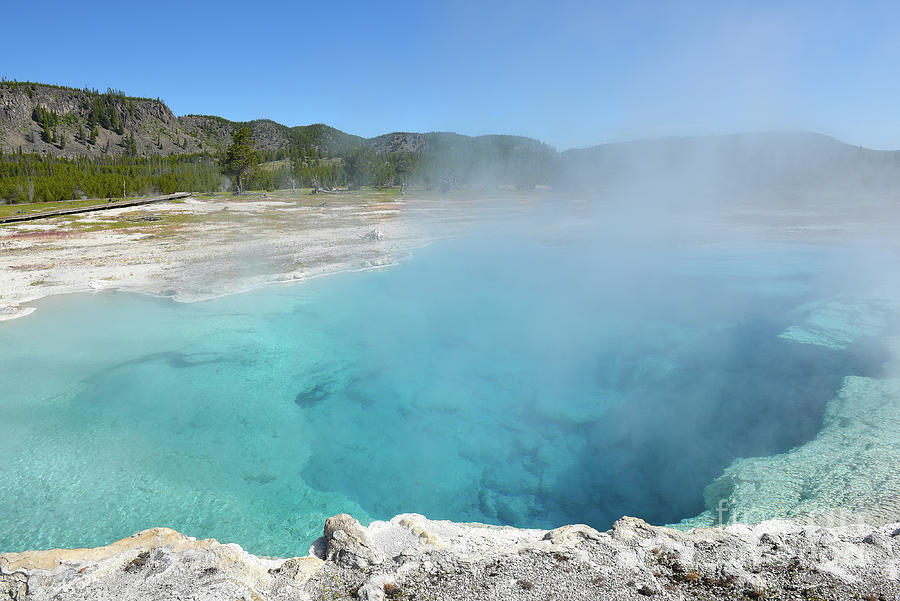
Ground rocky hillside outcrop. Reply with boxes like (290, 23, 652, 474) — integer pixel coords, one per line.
(0, 82, 213, 157)
(2, 513, 898, 600)
(0, 82, 554, 164)
(0, 82, 365, 158)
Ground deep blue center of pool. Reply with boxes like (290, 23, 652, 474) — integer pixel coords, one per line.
(0, 234, 883, 556)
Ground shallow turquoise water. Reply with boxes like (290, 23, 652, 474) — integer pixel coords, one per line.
(0, 233, 887, 556)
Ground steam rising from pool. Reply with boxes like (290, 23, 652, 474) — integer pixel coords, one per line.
(0, 214, 896, 556)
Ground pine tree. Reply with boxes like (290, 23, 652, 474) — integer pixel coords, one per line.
(221, 127, 257, 194)
(124, 133, 137, 157)
(111, 107, 122, 134)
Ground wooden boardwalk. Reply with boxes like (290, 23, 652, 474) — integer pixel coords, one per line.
(0, 192, 191, 224)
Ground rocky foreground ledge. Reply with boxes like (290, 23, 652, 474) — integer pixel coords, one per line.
(2, 514, 898, 601)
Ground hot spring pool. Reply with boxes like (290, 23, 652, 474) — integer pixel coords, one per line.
(0, 233, 896, 556)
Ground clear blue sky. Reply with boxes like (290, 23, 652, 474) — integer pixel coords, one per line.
(4, 0, 899, 150)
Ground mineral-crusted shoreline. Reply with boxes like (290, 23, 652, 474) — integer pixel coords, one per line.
(2, 512, 898, 601)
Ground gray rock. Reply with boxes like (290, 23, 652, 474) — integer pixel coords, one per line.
(4, 513, 900, 600)
(323, 513, 386, 569)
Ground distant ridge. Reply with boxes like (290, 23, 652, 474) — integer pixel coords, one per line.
(3, 79, 900, 196)
(561, 131, 900, 192)
(0, 80, 552, 160)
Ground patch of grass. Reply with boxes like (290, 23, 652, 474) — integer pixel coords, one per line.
(259, 159, 292, 172)
(224, 186, 404, 203)
(158, 212, 213, 225)
(0, 198, 103, 219)
(66, 219, 142, 233)
(61, 208, 235, 235)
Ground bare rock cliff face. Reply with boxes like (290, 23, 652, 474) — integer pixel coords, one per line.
(0, 84, 209, 157)
(2, 513, 898, 600)
(0, 84, 294, 157)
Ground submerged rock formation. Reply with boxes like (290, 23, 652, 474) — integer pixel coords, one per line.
(677, 292, 900, 530)
(682, 376, 900, 528)
(2, 512, 898, 600)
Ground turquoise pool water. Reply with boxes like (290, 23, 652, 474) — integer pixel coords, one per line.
(0, 233, 889, 556)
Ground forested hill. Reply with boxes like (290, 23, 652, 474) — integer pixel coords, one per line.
(3, 79, 900, 205)
(0, 80, 558, 202)
(0, 80, 367, 157)
(0, 80, 554, 164)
